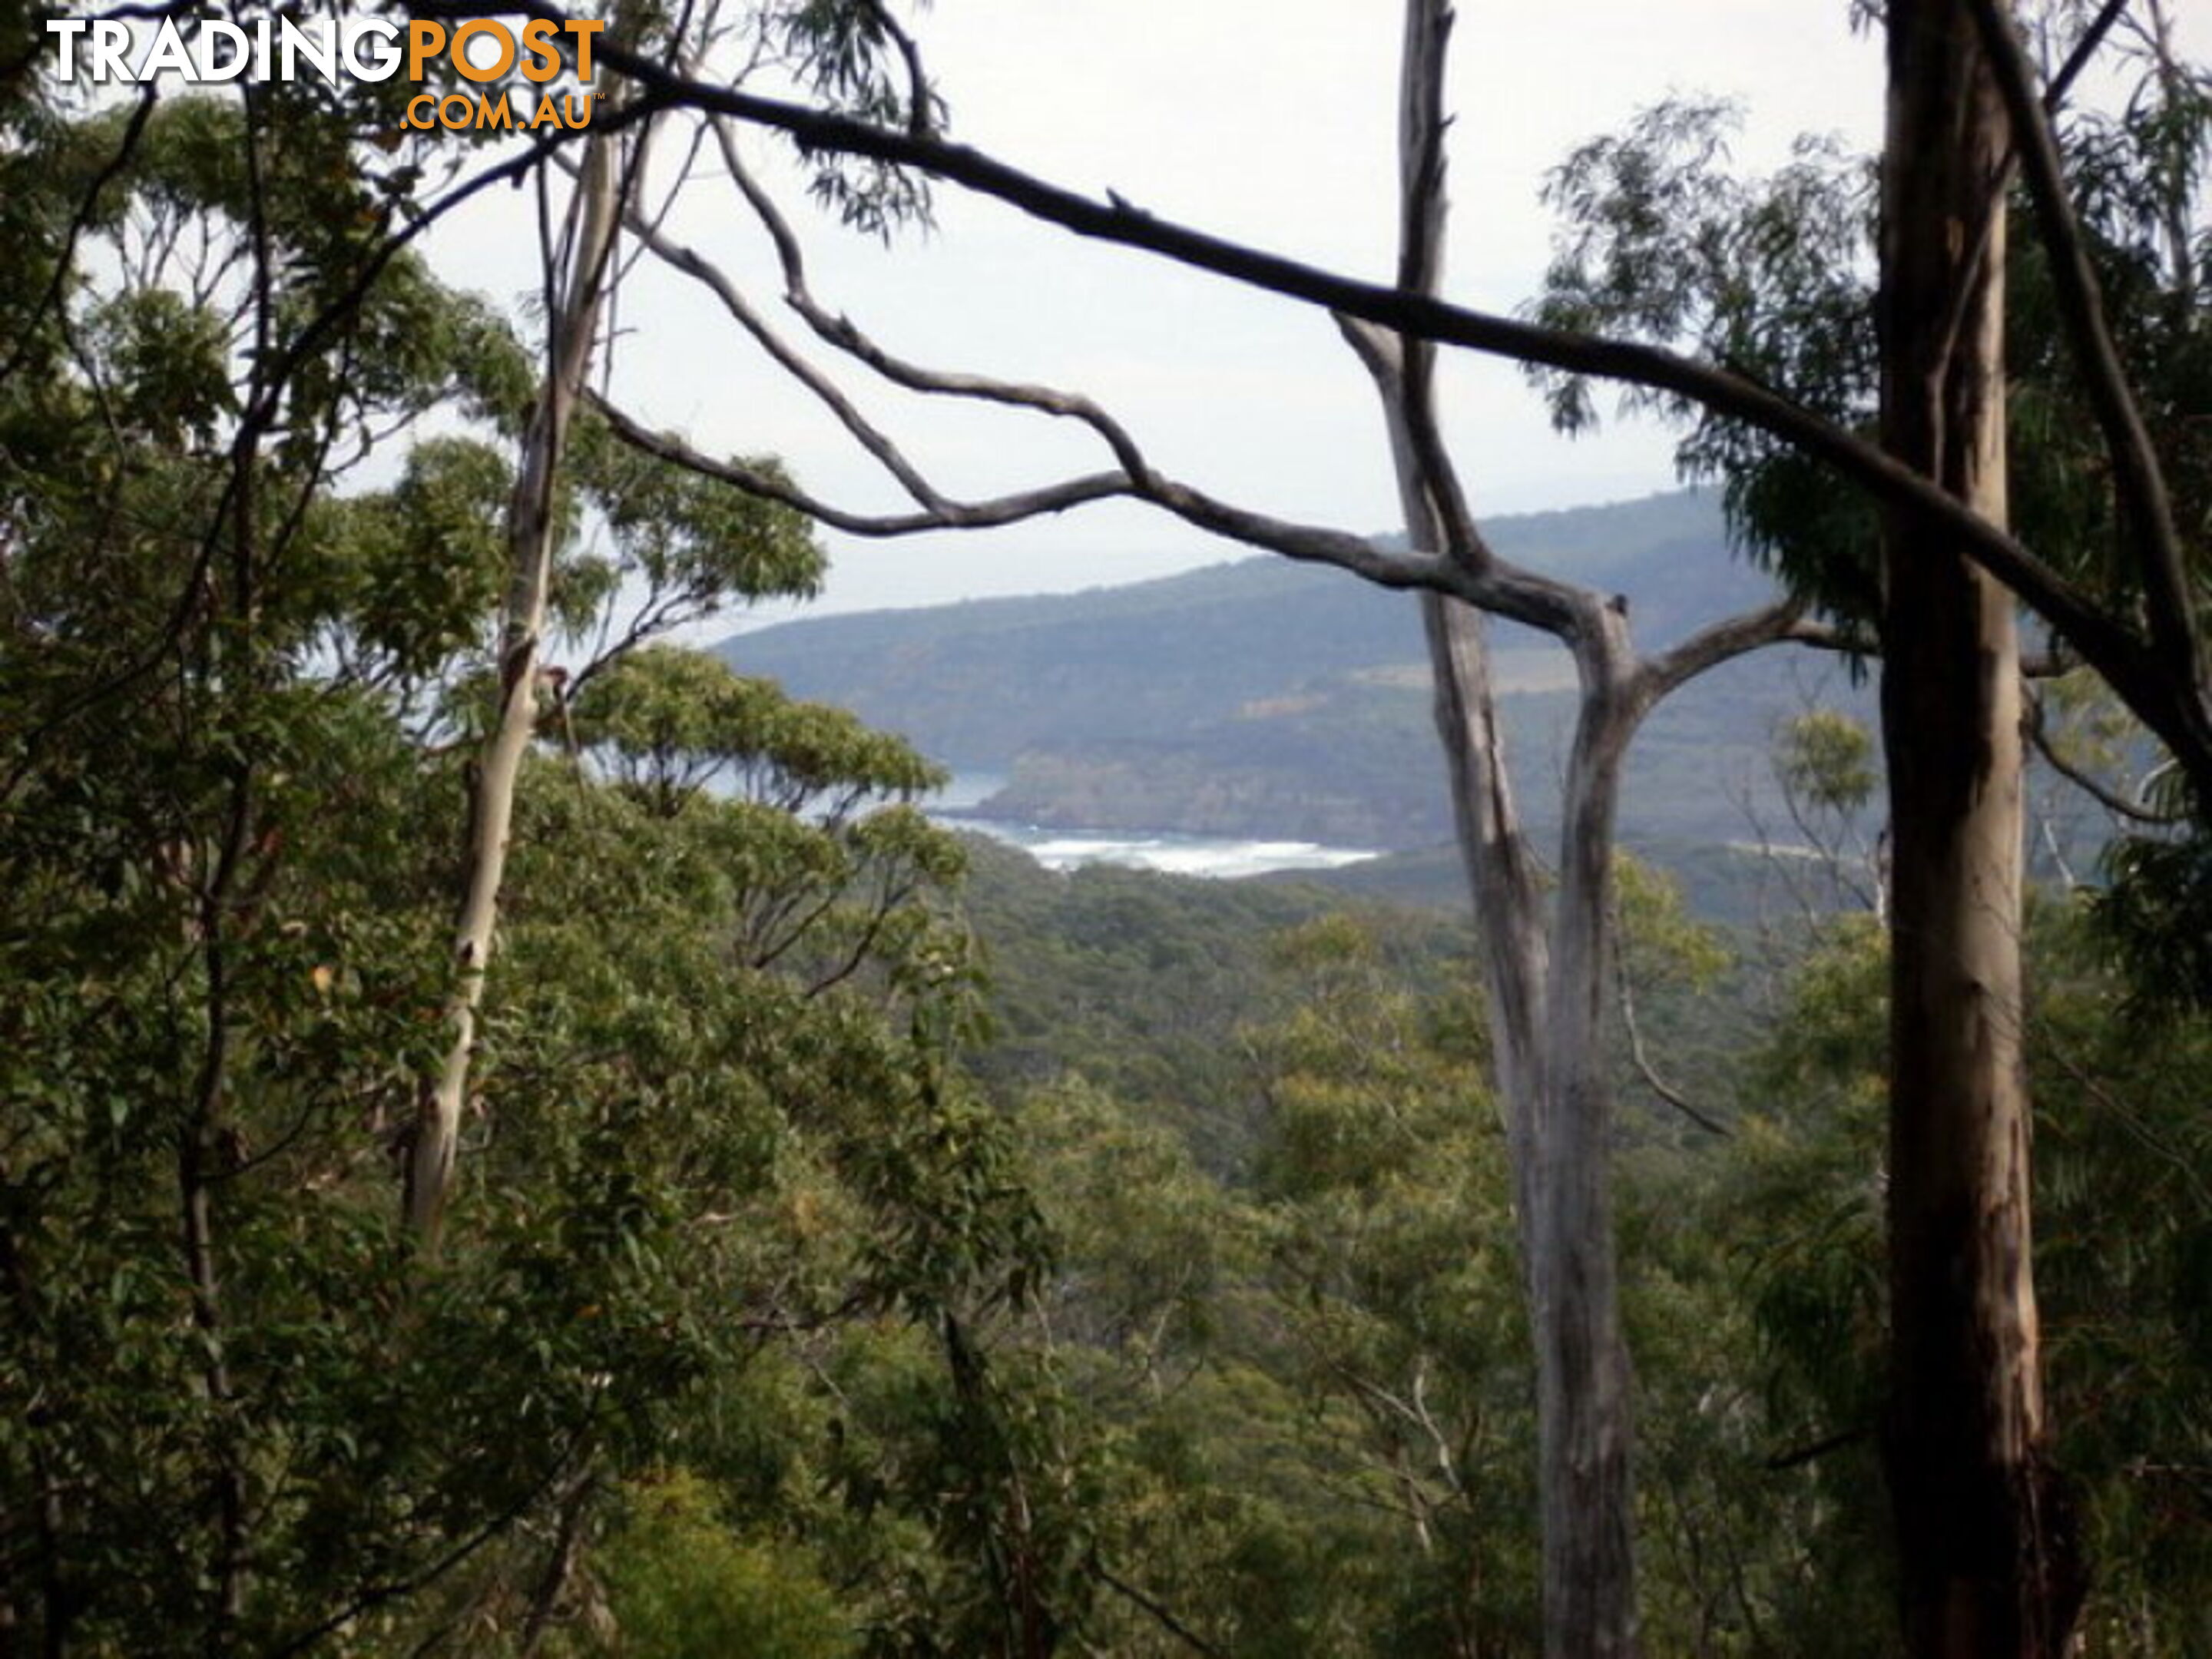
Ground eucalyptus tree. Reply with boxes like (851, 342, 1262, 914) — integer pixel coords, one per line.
(1530, 8, 2209, 1646)
(572, 9, 2210, 1653)
(1879, 10, 2060, 1648)
(403, 109, 632, 1252)
(1331, 7, 1830, 1649)
(0, 45, 1049, 1653)
(554, 5, 1831, 1650)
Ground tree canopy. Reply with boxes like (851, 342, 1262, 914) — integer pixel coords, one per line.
(5, 4, 2212, 1656)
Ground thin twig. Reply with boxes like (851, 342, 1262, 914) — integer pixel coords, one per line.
(2023, 690, 2179, 826)
(1092, 1564, 1230, 1658)
(1613, 904, 1732, 1137)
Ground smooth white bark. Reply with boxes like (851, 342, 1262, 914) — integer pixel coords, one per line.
(408, 134, 629, 1250)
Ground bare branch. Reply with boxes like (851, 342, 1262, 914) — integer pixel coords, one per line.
(1639, 600, 1831, 706)
(584, 162, 952, 511)
(1336, 316, 1583, 636)
(1765, 1424, 1872, 1474)
(594, 383, 1465, 598)
(1092, 1565, 1230, 1659)
(451, 7, 2212, 791)
(587, 392, 1113, 531)
(1613, 928, 1732, 1137)
(482, 28, 2095, 581)
(1134, 476, 1466, 594)
(2046, 0, 2136, 110)
(412, 1, 2212, 805)
(707, 117, 1155, 481)
(2024, 688, 2182, 826)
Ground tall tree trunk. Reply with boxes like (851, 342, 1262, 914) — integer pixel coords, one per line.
(1422, 594, 1546, 1204)
(1532, 633, 1642, 1658)
(406, 133, 628, 1250)
(1390, 464, 1643, 1659)
(1879, 5, 2081, 1651)
(1348, 5, 1643, 1649)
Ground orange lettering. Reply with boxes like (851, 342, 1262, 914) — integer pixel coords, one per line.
(405, 19, 444, 82)
(520, 18, 561, 84)
(452, 19, 513, 84)
(565, 19, 602, 83)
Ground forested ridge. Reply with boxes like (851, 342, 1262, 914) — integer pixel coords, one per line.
(718, 492, 1883, 856)
(4, 0, 2212, 1655)
(717, 492, 1806, 854)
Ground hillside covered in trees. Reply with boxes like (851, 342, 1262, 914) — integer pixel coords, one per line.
(4, 1, 2211, 1657)
(719, 492, 1816, 852)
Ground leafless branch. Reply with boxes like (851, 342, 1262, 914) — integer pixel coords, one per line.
(593, 147, 1467, 596)
(2046, 0, 2136, 110)
(589, 393, 1128, 531)
(1613, 930, 1732, 1137)
(1092, 1565, 1229, 1658)
(584, 160, 953, 510)
(1765, 1422, 1872, 1473)
(421, 0, 2212, 807)
(1338, 317, 1587, 642)
(2024, 688, 2181, 826)
(710, 115, 1157, 480)
(419, 4, 2212, 743)
(406, 0, 2212, 802)
(1639, 601, 1832, 707)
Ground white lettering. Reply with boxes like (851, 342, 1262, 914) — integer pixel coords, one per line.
(194, 20, 250, 82)
(48, 9, 459, 87)
(134, 19, 194, 80)
(339, 20, 400, 83)
(45, 18, 86, 79)
(87, 20, 132, 83)
(277, 17, 334, 83)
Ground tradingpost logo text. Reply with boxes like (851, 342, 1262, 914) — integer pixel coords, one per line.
(45, 12, 606, 132)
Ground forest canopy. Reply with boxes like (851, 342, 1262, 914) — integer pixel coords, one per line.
(2, 2, 2210, 1656)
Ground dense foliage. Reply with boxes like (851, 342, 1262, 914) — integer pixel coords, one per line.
(5, 5, 2211, 1655)
(937, 859, 2212, 1655)
(0, 74, 1053, 1654)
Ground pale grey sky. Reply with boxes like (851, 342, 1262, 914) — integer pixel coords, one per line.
(420, 2, 2196, 623)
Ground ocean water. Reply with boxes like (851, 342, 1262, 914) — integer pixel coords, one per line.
(955, 819, 1381, 879)
(928, 777, 1380, 879)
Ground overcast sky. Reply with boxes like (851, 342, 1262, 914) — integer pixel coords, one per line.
(422, 2, 2197, 624)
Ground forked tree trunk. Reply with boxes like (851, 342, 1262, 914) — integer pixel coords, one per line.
(1879, 4, 2081, 1651)
(1349, 4, 1643, 1649)
(1392, 471, 1644, 1659)
(1425, 606, 1644, 1659)
(1422, 593, 1547, 1203)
